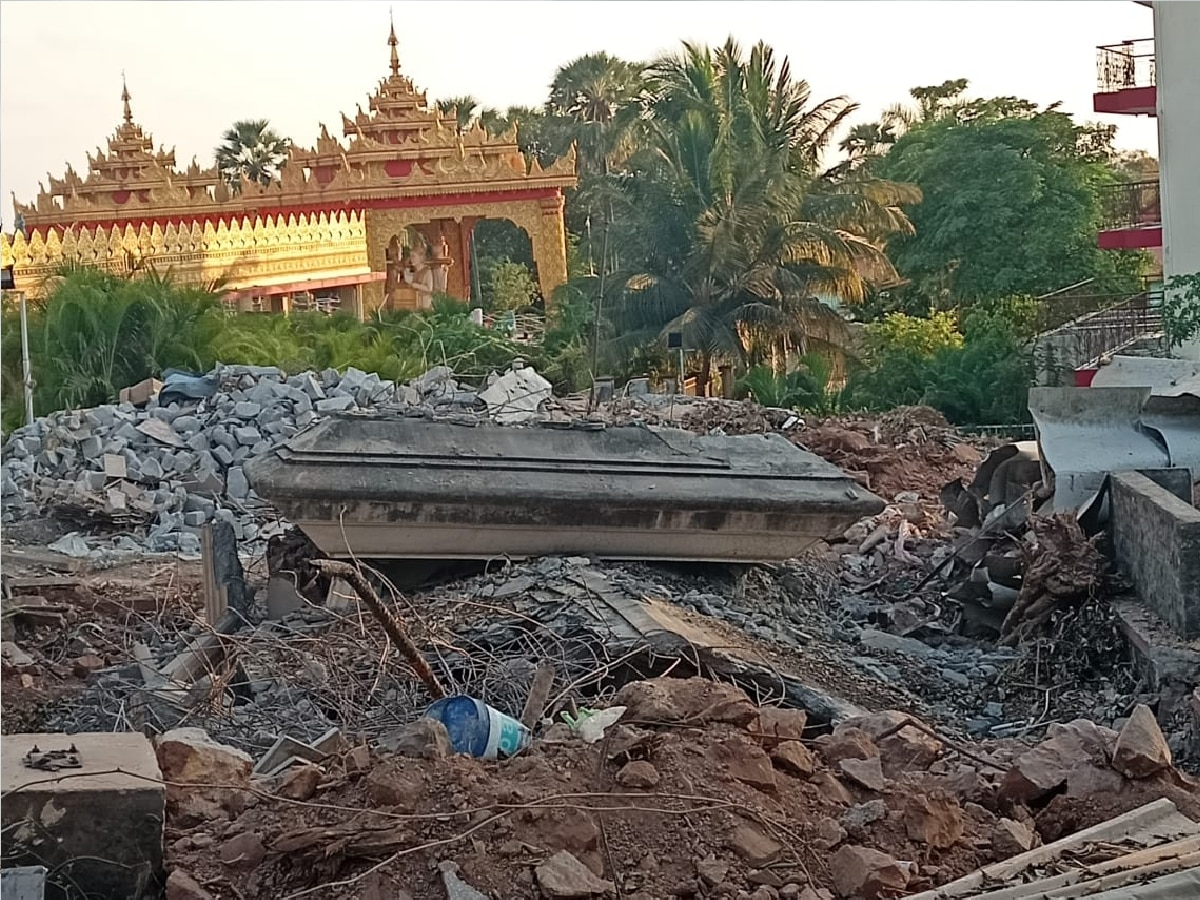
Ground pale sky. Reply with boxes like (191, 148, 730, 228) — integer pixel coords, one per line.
(0, 0, 1156, 220)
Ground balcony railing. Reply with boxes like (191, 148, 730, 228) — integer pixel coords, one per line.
(1096, 39, 1156, 92)
(1100, 180, 1160, 231)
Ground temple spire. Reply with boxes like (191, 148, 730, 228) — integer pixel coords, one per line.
(121, 73, 133, 125)
(387, 9, 400, 77)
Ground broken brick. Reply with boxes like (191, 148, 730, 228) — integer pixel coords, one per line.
(753, 706, 809, 742)
(816, 727, 880, 766)
(829, 845, 909, 899)
(729, 822, 783, 867)
(616, 760, 661, 789)
(903, 791, 964, 849)
(771, 741, 818, 777)
(838, 756, 886, 792)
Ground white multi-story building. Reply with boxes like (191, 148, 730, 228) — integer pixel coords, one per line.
(1095, 1, 1200, 359)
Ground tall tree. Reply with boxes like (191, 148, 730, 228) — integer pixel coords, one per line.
(215, 120, 291, 193)
(436, 95, 479, 134)
(597, 39, 916, 392)
(872, 81, 1148, 309)
(478, 105, 559, 170)
(546, 52, 646, 176)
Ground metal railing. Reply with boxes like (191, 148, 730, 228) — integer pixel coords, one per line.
(1033, 287, 1165, 386)
(1096, 39, 1156, 91)
(1034, 278, 1160, 334)
(1100, 180, 1161, 231)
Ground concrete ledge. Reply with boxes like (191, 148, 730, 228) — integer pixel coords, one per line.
(1, 732, 164, 900)
(1110, 472, 1200, 639)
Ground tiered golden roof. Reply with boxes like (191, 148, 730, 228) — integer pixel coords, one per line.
(18, 79, 228, 223)
(13, 28, 576, 230)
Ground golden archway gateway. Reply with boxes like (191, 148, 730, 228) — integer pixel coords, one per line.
(2, 21, 576, 316)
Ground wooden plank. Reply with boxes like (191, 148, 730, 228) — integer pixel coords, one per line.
(520, 664, 556, 729)
(200, 524, 227, 626)
(907, 799, 1199, 900)
(964, 839, 1200, 899)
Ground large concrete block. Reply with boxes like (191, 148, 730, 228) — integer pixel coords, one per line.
(1, 732, 164, 899)
(1111, 472, 1200, 638)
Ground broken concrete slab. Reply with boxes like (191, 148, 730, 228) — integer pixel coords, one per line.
(1, 732, 164, 899)
(245, 417, 884, 563)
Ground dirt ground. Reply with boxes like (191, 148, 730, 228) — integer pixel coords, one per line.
(159, 684, 1200, 900)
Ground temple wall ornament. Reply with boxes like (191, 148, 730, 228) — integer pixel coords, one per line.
(8, 25, 577, 306)
(2, 211, 370, 298)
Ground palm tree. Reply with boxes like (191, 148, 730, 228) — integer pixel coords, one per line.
(215, 120, 291, 193)
(546, 52, 646, 176)
(436, 95, 479, 134)
(600, 39, 917, 394)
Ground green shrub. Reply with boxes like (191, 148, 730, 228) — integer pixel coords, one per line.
(1163, 273, 1200, 349)
(845, 304, 1032, 427)
(863, 311, 962, 360)
(488, 262, 539, 312)
(736, 354, 843, 413)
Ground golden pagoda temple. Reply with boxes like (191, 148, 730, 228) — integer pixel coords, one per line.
(1, 23, 577, 315)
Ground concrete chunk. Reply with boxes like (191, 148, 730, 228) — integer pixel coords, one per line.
(233, 427, 261, 446)
(315, 396, 355, 413)
(1111, 472, 1200, 638)
(1, 732, 164, 899)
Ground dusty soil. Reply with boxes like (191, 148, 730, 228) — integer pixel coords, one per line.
(168, 719, 993, 899)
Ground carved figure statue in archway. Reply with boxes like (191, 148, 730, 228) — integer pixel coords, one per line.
(403, 240, 435, 310)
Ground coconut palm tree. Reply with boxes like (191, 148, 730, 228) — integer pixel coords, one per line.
(215, 120, 291, 193)
(599, 39, 917, 393)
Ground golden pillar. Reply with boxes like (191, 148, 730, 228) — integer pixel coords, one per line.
(530, 192, 569, 305)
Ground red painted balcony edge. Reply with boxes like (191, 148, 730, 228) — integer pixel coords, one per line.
(1098, 226, 1162, 250)
(1093, 86, 1157, 116)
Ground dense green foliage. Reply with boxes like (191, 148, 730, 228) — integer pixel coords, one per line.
(861, 81, 1147, 311)
(1163, 273, 1200, 349)
(844, 299, 1036, 426)
(573, 40, 919, 392)
(1, 267, 224, 423)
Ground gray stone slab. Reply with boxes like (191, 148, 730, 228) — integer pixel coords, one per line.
(80, 435, 103, 459)
(234, 401, 262, 419)
(226, 467, 249, 499)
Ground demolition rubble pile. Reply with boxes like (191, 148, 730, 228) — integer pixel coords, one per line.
(152, 677, 1200, 899)
(5, 368, 1199, 896)
(5, 548, 1199, 898)
(0, 363, 550, 559)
